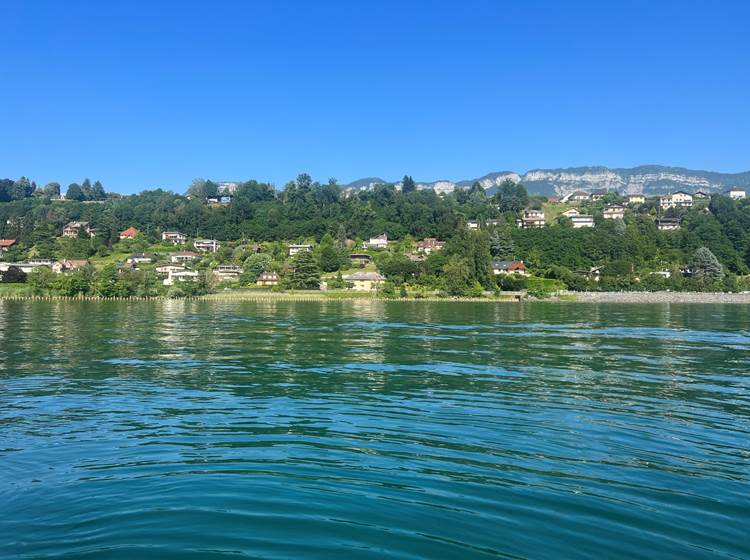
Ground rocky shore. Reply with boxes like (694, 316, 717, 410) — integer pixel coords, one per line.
(559, 291, 750, 304)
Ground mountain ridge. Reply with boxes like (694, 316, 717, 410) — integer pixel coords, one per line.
(344, 165, 750, 197)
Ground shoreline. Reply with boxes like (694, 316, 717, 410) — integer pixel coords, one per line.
(0, 290, 749, 304)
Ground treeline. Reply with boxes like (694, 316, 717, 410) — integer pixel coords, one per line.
(0, 177, 109, 202)
(1, 173, 750, 292)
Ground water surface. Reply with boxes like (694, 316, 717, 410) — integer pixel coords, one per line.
(1, 300, 748, 559)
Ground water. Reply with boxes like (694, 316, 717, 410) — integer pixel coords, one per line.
(1, 300, 748, 559)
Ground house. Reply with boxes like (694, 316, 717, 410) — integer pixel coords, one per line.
(171, 251, 199, 263)
(492, 260, 528, 275)
(156, 264, 185, 275)
(603, 204, 626, 220)
(584, 266, 604, 282)
(625, 194, 645, 205)
(256, 271, 279, 286)
(194, 239, 220, 253)
(517, 209, 545, 228)
(288, 244, 313, 257)
(562, 190, 590, 203)
(657, 218, 681, 231)
(343, 271, 386, 291)
(0, 239, 17, 252)
(485, 219, 501, 228)
(547, 197, 561, 203)
(693, 191, 710, 200)
(28, 258, 55, 267)
(650, 269, 672, 279)
(726, 188, 746, 200)
(660, 192, 693, 209)
(561, 208, 581, 217)
(126, 252, 157, 264)
(0, 261, 53, 274)
(416, 238, 446, 254)
(466, 220, 480, 230)
(349, 253, 373, 266)
(52, 259, 89, 273)
(161, 231, 187, 245)
(62, 221, 93, 238)
(570, 214, 595, 228)
(215, 264, 241, 281)
(163, 269, 199, 286)
(363, 234, 389, 250)
(119, 227, 139, 239)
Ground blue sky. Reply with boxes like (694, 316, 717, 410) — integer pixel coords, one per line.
(1, 0, 748, 194)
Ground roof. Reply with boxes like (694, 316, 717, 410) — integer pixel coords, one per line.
(258, 271, 279, 279)
(172, 251, 198, 256)
(120, 227, 139, 236)
(59, 259, 89, 268)
(128, 252, 156, 258)
(0, 239, 17, 247)
(493, 260, 527, 271)
(344, 271, 385, 281)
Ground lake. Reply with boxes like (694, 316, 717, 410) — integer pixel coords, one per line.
(1, 300, 748, 559)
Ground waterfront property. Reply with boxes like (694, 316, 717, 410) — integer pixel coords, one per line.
(343, 271, 385, 290)
(215, 264, 241, 281)
(163, 269, 199, 285)
(256, 271, 279, 286)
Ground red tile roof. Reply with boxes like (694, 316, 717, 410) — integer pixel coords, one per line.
(120, 227, 139, 238)
(0, 239, 17, 248)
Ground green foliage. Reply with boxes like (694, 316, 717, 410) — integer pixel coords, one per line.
(690, 247, 724, 281)
(241, 253, 273, 283)
(285, 250, 321, 290)
(1, 265, 27, 283)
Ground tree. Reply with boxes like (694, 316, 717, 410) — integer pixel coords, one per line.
(493, 179, 528, 213)
(317, 233, 342, 272)
(490, 228, 514, 259)
(286, 250, 321, 289)
(43, 182, 61, 197)
(10, 177, 32, 200)
(402, 175, 416, 194)
(241, 253, 273, 283)
(691, 247, 724, 280)
(336, 224, 347, 249)
(1, 265, 27, 283)
(91, 180, 106, 200)
(66, 183, 85, 201)
(27, 267, 56, 294)
(442, 256, 472, 296)
(81, 178, 92, 200)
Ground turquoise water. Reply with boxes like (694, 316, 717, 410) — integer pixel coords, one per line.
(1, 300, 748, 559)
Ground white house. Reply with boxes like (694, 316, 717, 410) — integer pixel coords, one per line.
(288, 244, 313, 257)
(517, 209, 545, 229)
(171, 251, 199, 263)
(657, 218, 681, 231)
(603, 205, 625, 220)
(570, 214, 594, 228)
(466, 220, 480, 230)
(164, 269, 199, 286)
(363, 234, 389, 250)
(625, 194, 645, 205)
(726, 188, 746, 200)
(194, 239, 220, 253)
(660, 192, 693, 209)
(162, 231, 187, 245)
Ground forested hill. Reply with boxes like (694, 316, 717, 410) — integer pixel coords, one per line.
(345, 165, 750, 197)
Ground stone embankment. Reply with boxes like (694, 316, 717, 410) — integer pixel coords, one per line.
(559, 291, 750, 304)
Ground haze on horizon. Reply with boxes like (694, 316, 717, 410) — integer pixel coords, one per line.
(1, 0, 748, 194)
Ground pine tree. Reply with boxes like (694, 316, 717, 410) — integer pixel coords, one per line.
(286, 250, 321, 289)
(65, 183, 85, 201)
(336, 224, 347, 249)
(490, 229, 514, 259)
(401, 175, 416, 194)
(691, 247, 724, 280)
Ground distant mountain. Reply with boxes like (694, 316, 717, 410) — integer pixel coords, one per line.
(344, 165, 750, 197)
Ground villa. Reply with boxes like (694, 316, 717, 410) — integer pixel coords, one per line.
(660, 192, 693, 209)
(171, 251, 199, 263)
(163, 269, 199, 286)
(343, 271, 386, 291)
(416, 238, 446, 254)
(194, 239, 220, 253)
(161, 231, 187, 245)
(726, 188, 746, 200)
(349, 253, 373, 266)
(517, 209, 545, 228)
(363, 234, 389, 250)
(657, 218, 681, 231)
(570, 214, 594, 228)
(52, 259, 89, 273)
(126, 252, 157, 264)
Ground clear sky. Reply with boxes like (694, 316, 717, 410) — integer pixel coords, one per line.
(2, 0, 748, 194)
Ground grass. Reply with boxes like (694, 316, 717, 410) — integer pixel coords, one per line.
(0, 283, 32, 296)
(542, 202, 575, 224)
